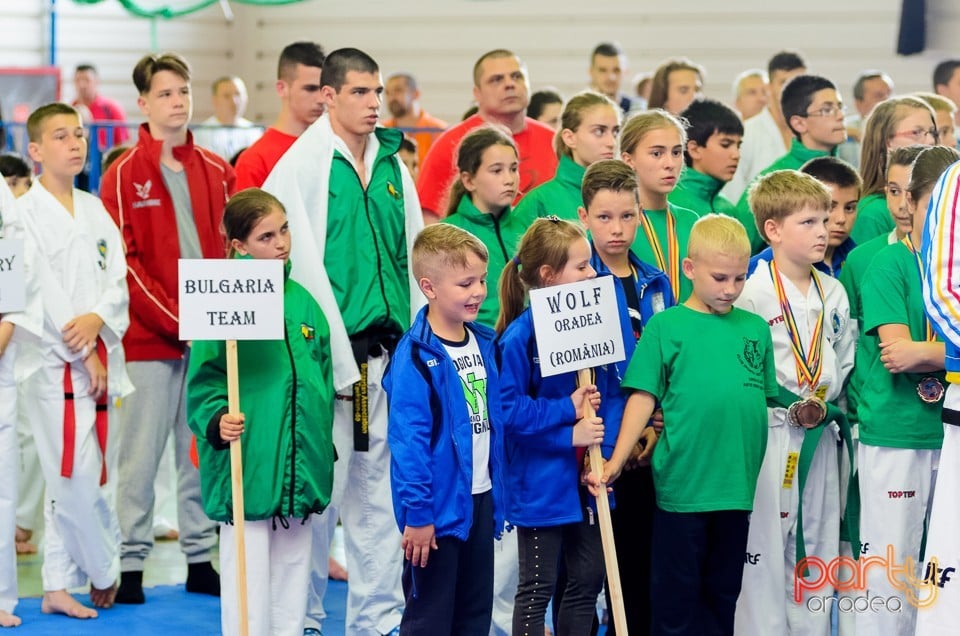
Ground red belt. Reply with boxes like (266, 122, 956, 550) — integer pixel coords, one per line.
(61, 339, 109, 486)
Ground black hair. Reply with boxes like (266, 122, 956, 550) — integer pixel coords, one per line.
(0, 153, 31, 178)
(800, 156, 862, 191)
(780, 74, 837, 137)
(321, 48, 379, 92)
(278, 41, 325, 80)
(591, 42, 624, 61)
(767, 51, 806, 77)
(680, 98, 743, 167)
(933, 60, 960, 90)
(527, 90, 563, 121)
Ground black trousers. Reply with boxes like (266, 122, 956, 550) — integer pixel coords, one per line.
(513, 514, 604, 636)
(400, 491, 494, 636)
(650, 507, 750, 636)
(606, 464, 655, 635)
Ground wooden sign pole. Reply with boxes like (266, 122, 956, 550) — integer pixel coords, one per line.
(579, 368, 628, 635)
(226, 339, 249, 636)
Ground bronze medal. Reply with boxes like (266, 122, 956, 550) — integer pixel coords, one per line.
(918, 377, 945, 404)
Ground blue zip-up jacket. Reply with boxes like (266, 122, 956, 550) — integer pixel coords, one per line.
(589, 246, 675, 376)
(748, 238, 856, 278)
(383, 306, 506, 541)
(498, 308, 626, 527)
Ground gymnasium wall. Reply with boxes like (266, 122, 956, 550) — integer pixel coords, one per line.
(2, 0, 960, 125)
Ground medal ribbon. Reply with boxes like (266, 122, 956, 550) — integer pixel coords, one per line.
(901, 235, 936, 342)
(769, 261, 825, 391)
(638, 207, 680, 300)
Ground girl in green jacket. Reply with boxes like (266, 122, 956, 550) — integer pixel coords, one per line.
(186, 188, 335, 636)
(514, 90, 621, 224)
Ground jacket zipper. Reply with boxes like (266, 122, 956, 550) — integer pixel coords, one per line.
(347, 157, 392, 327)
(492, 215, 509, 262)
(283, 324, 298, 517)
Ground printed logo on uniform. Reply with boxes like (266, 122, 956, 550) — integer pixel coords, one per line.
(300, 323, 315, 340)
(651, 291, 665, 314)
(386, 181, 401, 200)
(830, 308, 845, 337)
(132, 179, 162, 209)
(134, 180, 152, 200)
(737, 337, 762, 373)
(97, 238, 107, 270)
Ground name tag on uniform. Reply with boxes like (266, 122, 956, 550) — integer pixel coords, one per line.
(783, 451, 799, 489)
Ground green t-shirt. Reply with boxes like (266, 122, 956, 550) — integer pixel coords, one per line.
(850, 192, 892, 245)
(630, 204, 698, 303)
(668, 167, 761, 251)
(621, 305, 778, 512)
(512, 154, 585, 226)
(859, 242, 945, 449)
(838, 233, 892, 424)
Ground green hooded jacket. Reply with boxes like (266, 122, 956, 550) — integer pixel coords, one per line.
(187, 260, 335, 522)
(443, 196, 526, 328)
(513, 154, 586, 225)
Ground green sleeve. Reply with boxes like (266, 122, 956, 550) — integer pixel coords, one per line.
(733, 188, 765, 254)
(861, 252, 908, 336)
(185, 339, 230, 450)
(621, 314, 665, 398)
(762, 326, 779, 398)
(512, 189, 542, 229)
(838, 262, 860, 322)
(850, 198, 894, 245)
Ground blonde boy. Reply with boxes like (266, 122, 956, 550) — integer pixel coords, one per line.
(595, 214, 777, 635)
(734, 170, 855, 635)
(383, 224, 505, 634)
(17, 103, 132, 618)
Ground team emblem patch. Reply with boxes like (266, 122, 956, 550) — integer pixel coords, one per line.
(134, 180, 152, 200)
(386, 181, 401, 200)
(97, 239, 108, 270)
(737, 337, 762, 372)
(830, 308, 844, 336)
(301, 323, 315, 340)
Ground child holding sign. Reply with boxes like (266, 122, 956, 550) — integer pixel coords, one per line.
(17, 102, 132, 618)
(186, 188, 335, 636)
(578, 159, 673, 634)
(383, 224, 506, 634)
(591, 214, 777, 635)
(496, 217, 623, 636)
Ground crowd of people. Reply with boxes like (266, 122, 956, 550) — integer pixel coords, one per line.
(3, 38, 960, 636)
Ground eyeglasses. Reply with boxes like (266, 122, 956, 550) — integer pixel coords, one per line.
(891, 127, 940, 142)
(804, 103, 847, 118)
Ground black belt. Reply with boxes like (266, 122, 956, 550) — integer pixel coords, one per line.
(944, 407, 960, 427)
(348, 327, 401, 451)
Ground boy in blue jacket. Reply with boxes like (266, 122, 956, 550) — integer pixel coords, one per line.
(578, 159, 672, 634)
(383, 224, 505, 635)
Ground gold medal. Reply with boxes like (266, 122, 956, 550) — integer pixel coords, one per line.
(918, 377, 945, 404)
(814, 385, 828, 400)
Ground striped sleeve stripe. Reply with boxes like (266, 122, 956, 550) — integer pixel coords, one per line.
(924, 161, 960, 343)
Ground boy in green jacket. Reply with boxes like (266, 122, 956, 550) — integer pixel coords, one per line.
(187, 189, 335, 636)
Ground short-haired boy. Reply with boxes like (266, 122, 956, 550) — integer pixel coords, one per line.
(749, 156, 862, 278)
(734, 169, 856, 635)
(18, 102, 134, 618)
(578, 159, 673, 633)
(383, 224, 505, 634)
(669, 99, 755, 247)
(593, 214, 778, 635)
(735, 75, 846, 233)
(0, 154, 31, 198)
(100, 51, 231, 604)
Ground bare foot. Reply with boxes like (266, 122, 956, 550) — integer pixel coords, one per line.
(40, 590, 98, 619)
(0, 609, 21, 627)
(328, 556, 348, 581)
(90, 581, 117, 608)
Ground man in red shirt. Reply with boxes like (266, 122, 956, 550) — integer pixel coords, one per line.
(234, 41, 325, 189)
(382, 72, 448, 167)
(73, 63, 129, 149)
(416, 49, 557, 222)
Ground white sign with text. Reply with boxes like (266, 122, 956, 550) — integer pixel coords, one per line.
(529, 275, 625, 377)
(178, 259, 284, 341)
(0, 239, 25, 313)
